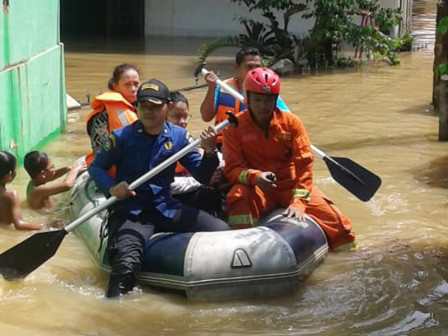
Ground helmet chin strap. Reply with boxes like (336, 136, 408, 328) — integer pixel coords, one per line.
(246, 92, 276, 132)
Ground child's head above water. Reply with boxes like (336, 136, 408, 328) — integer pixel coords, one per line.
(24, 151, 52, 180)
(0, 151, 16, 182)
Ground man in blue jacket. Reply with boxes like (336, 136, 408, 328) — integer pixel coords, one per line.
(89, 78, 229, 298)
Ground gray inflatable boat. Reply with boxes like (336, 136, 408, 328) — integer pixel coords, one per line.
(70, 171, 328, 300)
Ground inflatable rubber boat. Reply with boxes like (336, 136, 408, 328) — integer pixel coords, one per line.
(69, 171, 329, 300)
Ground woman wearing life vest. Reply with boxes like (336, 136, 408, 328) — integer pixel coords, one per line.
(222, 67, 356, 251)
(85, 63, 140, 166)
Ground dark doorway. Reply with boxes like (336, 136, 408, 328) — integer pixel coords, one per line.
(60, 0, 144, 39)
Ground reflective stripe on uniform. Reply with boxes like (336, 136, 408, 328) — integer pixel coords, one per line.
(238, 169, 259, 185)
(115, 108, 131, 126)
(333, 240, 358, 252)
(227, 214, 254, 227)
(239, 170, 248, 184)
(293, 188, 311, 201)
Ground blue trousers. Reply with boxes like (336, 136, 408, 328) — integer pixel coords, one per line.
(105, 205, 229, 297)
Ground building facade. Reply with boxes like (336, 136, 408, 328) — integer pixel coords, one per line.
(144, 0, 413, 38)
(0, 0, 66, 161)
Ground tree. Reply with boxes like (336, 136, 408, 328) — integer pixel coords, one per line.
(197, 0, 403, 69)
(433, 1, 448, 141)
(302, 0, 402, 67)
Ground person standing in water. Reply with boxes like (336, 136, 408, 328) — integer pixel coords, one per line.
(0, 151, 43, 230)
(24, 151, 87, 210)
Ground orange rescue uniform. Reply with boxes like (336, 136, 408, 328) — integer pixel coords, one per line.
(85, 90, 138, 166)
(223, 108, 355, 249)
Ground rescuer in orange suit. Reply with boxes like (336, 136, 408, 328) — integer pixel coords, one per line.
(222, 67, 356, 250)
(200, 47, 289, 149)
(85, 63, 140, 166)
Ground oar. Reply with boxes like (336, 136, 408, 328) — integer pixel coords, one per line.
(171, 83, 207, 93)
(171, 63, 212, 92)
(311, 147, 381, 202)
(0, 113, 238, 281)
(200, 67, 381, 202)
(80, 81, 208, 107)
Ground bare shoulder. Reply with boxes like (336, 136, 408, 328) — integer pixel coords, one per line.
(1, 189, 18, 201)
(0, 191, 14, 224)
(27, 183, 60, 210)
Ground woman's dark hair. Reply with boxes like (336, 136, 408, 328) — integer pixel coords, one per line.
(235, 47, 261, 65)
(169, 91, 189, 108)
(24, 151, 48, 179)
(107, 63, 140, 90)
(0, 151, 16, 179)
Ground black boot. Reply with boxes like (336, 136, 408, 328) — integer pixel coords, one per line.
(105, 273, 135, 298)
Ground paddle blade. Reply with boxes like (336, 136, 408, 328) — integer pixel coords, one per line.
(323, 156, 382, 202)
(0, 229, 68, 281)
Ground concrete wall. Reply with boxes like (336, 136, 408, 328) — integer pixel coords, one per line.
(0, 0, 66, 162)
(144, 0, 313, 37)
(144, 0, 412, 38)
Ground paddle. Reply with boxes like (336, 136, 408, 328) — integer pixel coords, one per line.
(171, 83, 207, 93)
(80, 84, 208, 107)
(200, 66, 381, 202)
(0, 113, 238, 281)
(167, 62, 209, 93)
(79, 66, 210, 107)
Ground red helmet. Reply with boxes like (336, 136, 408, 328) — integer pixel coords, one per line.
(244, 67, 280, 95)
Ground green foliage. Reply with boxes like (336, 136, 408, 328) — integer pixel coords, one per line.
(436, 62, 448, 77)
(392, 33, 414, 52)
(231, 0, 304, 12)
(196, 36, 240, 63)
(435, 15, 448, 81)
(437, 16, 448, 35)
(231, 0, 308, 65)
(335, 57, 356, 68)
(237, 18, 276, 52)
(307, 0, 402, 67)
(197, 0, 403, 69)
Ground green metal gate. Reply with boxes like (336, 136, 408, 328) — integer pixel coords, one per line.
(0, 0, 66, 163)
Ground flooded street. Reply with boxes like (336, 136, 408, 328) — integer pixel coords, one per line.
(1, 1, 448, 335)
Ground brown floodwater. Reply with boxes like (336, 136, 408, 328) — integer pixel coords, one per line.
(1, 3, 447, 336)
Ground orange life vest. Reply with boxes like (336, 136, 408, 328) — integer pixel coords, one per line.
(85, 90, 138, 166)
(214, 78, 243, 145)
(175, 162, 189, 176)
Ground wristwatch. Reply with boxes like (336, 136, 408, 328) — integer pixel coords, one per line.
(205, 148, 219, 157)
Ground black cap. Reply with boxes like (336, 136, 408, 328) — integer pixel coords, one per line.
(137, 79, 170, 105)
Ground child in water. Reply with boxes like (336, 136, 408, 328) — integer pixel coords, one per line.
(0, 150, 43, 230)
(24, 151, 87, 210)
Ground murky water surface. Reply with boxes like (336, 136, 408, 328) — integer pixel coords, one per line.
(1, 2, 446, 335)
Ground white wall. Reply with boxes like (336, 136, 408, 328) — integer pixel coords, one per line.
(144, 0, 410, 38)
(144, 0, 314, 37)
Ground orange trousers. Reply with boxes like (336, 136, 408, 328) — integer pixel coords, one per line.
(226, 184, 355, 249)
